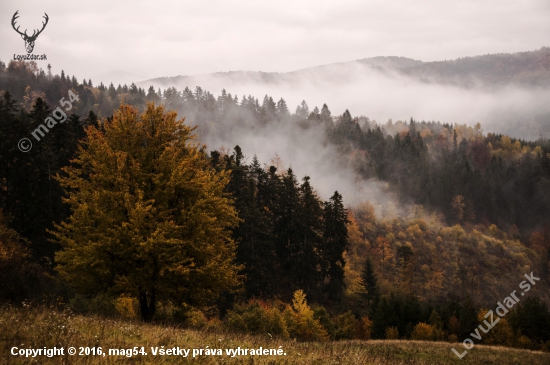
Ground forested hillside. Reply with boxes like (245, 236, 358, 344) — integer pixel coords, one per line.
(136, 48, 550, 142)
(1, 60, 549, 350)
(4, 59, 550, 235)
(400, 47, 550, 88)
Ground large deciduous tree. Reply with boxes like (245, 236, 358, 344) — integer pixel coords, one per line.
(53, 103, 240, 321)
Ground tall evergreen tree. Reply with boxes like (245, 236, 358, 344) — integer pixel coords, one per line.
(276, 169, 300, 278)
(3, 98, 72, 260)
(261, 95, 277, 124)
(225, 147, 278, 298)
(295, 100, 309, 119)
(360, 256, 380, 315)
(276, 98, 290, 119)
(294, 176, 324, 295)
(322, 191, 349, 300)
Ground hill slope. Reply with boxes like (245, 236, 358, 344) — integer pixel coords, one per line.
(2, 306, 549, 364)
(140, 48, 550, 90)
(402, 47, 550, 88)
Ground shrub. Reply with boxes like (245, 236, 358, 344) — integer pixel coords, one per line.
(184, 308, 208, 329)
(411, 322, 434, 341)
(385, 326, 399, 339)
(115, 296, 138, 319)
(355, 316, 373, 340)
(481, 316, 514, 346)
(333, 311, 357, 340)
(153, 300, 179, 321)
(313, 306, 335, 339)
(284, 290, 328, 341)
(67, 293, 117, 316)
(516, 335, 534, 350)
(447, 314, 461, 337)
(0, 214, 53, 304)
(225, 300, 288, 338)
(428, 310, 444, 340)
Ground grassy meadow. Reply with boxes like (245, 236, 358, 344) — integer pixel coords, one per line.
(1, 306, 549, 364)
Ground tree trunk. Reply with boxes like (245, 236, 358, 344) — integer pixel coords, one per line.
(139, 288, 156, 322)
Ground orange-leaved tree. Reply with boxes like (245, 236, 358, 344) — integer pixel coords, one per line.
(53, 103, 240, 321)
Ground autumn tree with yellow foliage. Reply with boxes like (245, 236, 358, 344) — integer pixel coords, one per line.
(53, 103, 240, 321)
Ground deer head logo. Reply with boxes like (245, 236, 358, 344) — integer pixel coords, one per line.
(12, 11, 49, 54)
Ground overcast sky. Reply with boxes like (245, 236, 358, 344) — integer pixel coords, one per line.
(1, 0, 549, 84)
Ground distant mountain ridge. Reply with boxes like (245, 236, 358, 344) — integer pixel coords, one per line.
(140, 48, 550, 90)
(401, 48, 550, 88)
(97, 70, 147, 87)
(139, 56, 426, 88)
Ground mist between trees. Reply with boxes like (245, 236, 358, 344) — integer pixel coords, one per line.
(0, 60, 549, 350)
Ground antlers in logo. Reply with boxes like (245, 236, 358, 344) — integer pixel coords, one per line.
(12, 11, 49, 54)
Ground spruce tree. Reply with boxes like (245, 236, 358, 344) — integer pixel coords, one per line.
(276, 168, 300, 274)
(276, 98, 290, 119)
(320, 103, 332, 123)
(226, 147, 277, 298)
(295, 100, 309, 119)
(294, 176, 324, 295)
(260, 95, 277, 124)
(322, 191, 349, 300)
(360, 256, 380, 315)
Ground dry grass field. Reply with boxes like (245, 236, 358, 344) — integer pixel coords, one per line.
(1, 306, 549, 364)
